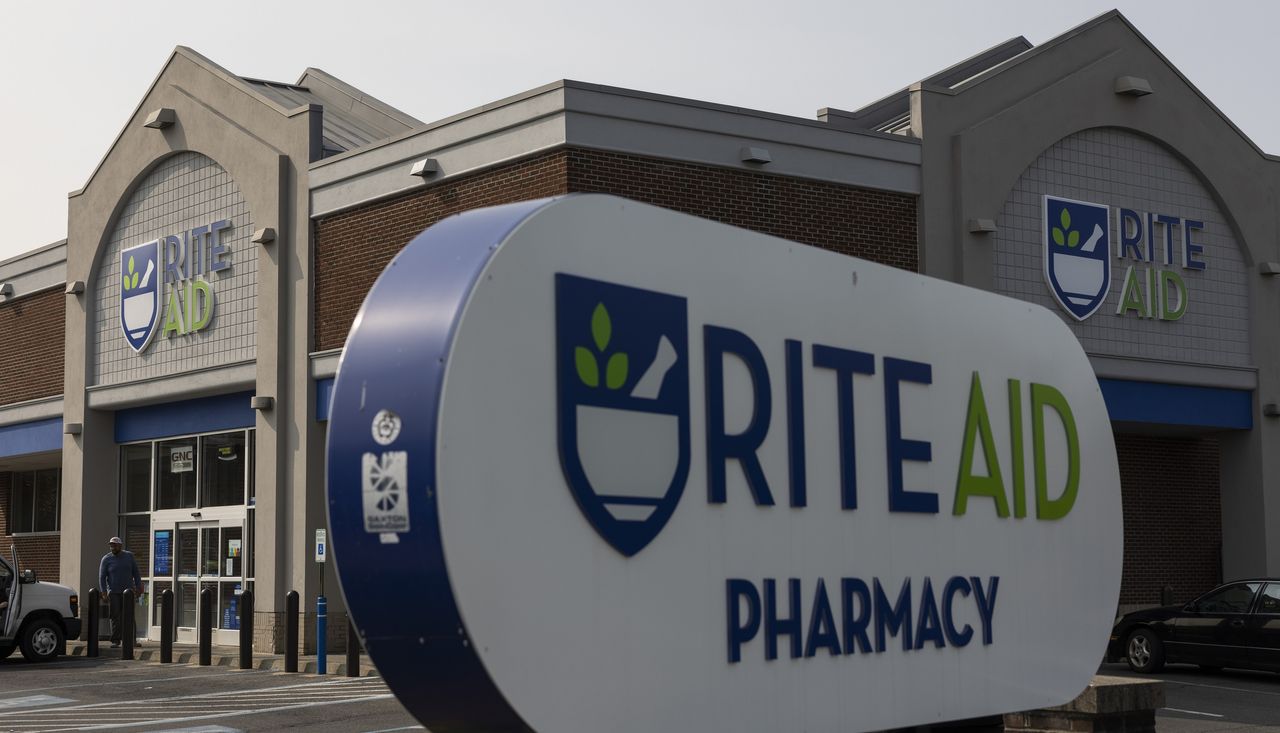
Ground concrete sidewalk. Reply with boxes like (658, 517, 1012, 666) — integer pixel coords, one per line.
(66, 641, 379, 677)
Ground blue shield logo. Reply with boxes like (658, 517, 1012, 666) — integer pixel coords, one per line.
(119, 239, 161, 353)
(1044, 196, 1111, 321)
(556, 274, 690, 557)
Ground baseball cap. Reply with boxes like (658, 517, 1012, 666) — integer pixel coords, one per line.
(108, 536, 123, 545)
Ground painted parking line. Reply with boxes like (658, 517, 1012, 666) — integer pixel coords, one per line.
(1163, 707, 1225, 718)
(0, 677, 392, 731)
(0, 696, 76, 710)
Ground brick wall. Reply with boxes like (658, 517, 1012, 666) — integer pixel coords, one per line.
(0, 472, 61, 583)
(564, 149, 918, 271)
(313, 152, 570, 351)
(0, 288, 65, 405)
(314, 148, 919, 350)
(1115, 433, 1221, 607)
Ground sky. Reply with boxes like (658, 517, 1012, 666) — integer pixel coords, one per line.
(1, 0, 1276, 263)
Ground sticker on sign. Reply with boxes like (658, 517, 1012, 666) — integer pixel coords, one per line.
(325, 195, 1122, 733)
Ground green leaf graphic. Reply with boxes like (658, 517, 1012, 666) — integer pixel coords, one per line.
(1059, 208, 1071, 230)
(1052, 228, 1065, 246)
(130, 273, 139, 289)
(1067, 230, 1080, 248)
(591, 303, 611, 352)
(576, 346, 599, 387)
(128, 256, 136, 275)
(606, 353, 628, 390)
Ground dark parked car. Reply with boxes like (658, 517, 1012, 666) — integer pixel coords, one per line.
(1107, 579, 1280, 673)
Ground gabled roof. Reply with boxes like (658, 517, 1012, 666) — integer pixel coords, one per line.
(822, 36, 1032, 135)
(244, 68, 421, 157)
(75, 47, 424, 196)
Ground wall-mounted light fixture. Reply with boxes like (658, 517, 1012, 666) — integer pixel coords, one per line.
(251, 395, 275, 411)
(1264, 403, 1280, 418)
(1114, 76, 1153, 97)
(63, 422, 83, 435)
(410, 158, 440, 178)
(968, 218, 998, 234)
(251, 228, 276, 246)
(0, 283, 13, 299)
(739, 146, 772, 164)
(143, 107, 176, 129)
(65, 280, 85, 295)
(1259, 262, 1280, 276)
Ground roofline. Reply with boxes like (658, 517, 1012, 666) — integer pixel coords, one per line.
(312, 78, 918, 170)
(936, 9, 1278, 160)
(0, 238, 66, 269)
(69, 46, 320, 199)
(295, 67, 422, 128)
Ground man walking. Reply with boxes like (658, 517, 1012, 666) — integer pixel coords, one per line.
(99, 536, 143, 648)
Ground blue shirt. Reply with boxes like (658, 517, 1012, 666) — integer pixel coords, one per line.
(99, 549, 142, 594)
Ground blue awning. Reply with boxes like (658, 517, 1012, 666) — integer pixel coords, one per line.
(1098, 378, 1252, 430)
(0, 418, 62, 459)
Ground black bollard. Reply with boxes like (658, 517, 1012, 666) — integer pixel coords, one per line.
(86, 589, 100, 658)
(346, 616, 360, 677)
(285, 590, 299, 673)
(122, 589, 135, 660)
(160, 589, 174, 663)
(198, 587, 213, 666)
(239, 590, 254, 670)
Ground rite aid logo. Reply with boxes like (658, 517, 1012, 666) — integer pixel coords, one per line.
(1043, 196, 1111, 321)
(118, 220, 232, 354)
(119, 240, 162, 353)
(555, 274, 690, 557)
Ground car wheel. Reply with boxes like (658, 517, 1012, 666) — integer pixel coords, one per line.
(1125, 628, 1165, 673)
(19, 619, 63, 662)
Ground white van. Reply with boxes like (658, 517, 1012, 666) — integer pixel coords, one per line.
(0, 546, 80, 662)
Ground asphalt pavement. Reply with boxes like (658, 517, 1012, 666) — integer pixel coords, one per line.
(1099, 662, 1280, 732)
(0, 648, 420, 732)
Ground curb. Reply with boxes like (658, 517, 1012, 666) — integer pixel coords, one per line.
(66, 643, 379, 677)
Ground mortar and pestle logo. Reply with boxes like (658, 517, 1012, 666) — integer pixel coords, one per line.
(119, 240, 161, 353)
(556, 274, 690, 557)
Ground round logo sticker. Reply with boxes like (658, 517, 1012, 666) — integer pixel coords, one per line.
(371, 409, 402, 446)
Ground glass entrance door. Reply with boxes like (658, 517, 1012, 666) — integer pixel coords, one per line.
(150, 515, 246, 644)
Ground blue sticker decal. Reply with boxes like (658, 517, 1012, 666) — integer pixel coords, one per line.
(1044, 196, 1111, 321)
(556, 274, 690, 557)
(119, 239, 162, 352)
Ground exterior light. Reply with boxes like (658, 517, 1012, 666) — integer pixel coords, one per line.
(968, 219, 998, 234)
(63, 422, 83, 435)
(251, 396, 275, 411)
(1114, 76, 1152, 97)
(739, 147, 772, 164)
(252, 228, 276, 246)
(66, 280, 85, 295)
(410, 158, 440, 178)
(143, 108, 176, 129)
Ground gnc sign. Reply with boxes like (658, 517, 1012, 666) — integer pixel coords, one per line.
(326, 195, 1122, 732)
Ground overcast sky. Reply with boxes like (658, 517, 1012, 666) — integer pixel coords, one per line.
(1, 0, 1275, 263)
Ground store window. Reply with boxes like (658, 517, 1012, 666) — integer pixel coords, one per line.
(156, 439, 199, 510)
(201, 432, 246, 507)
(10, 468, 60, 533)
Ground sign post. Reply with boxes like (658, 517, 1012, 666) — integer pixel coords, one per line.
(315, 528, 327, 675)
(326, 195, 1123, 732)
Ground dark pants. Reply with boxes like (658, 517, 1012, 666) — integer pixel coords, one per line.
(107, 591, 125, 643)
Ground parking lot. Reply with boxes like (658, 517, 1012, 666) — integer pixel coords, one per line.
(0, 655, 420, 732)
(1099, 662, 1280, 732)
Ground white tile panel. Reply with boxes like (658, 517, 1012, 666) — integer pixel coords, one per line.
(91, 152, 257, 385)
(992, 128, 1249, 368)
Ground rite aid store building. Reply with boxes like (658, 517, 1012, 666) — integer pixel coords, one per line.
(0, 10, 1276, 647)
